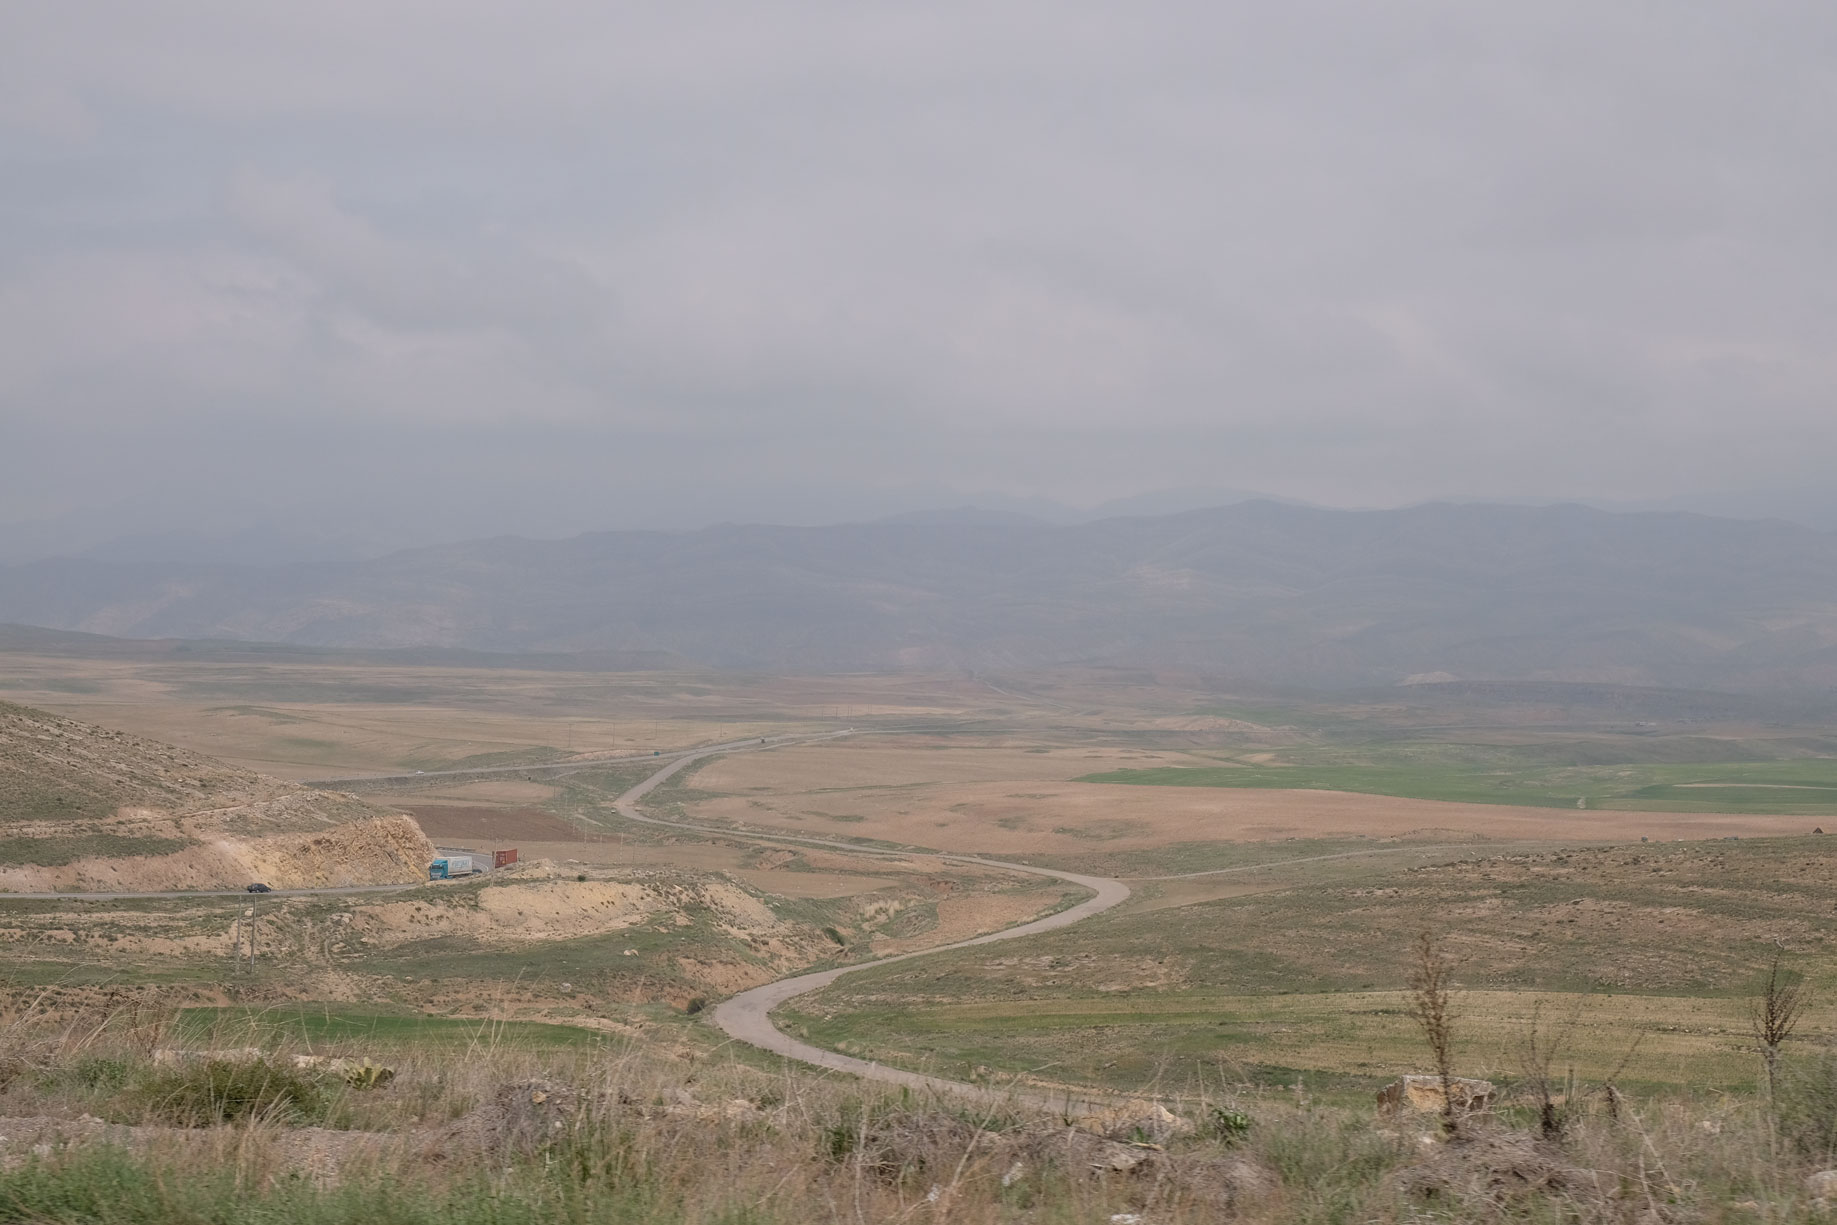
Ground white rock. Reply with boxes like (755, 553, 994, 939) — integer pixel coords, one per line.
(1808, 1169, 1837, 1198)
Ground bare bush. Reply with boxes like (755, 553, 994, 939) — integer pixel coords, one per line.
(1407, 930, 1461, 1134)
(1751, 952, 1811, 1104)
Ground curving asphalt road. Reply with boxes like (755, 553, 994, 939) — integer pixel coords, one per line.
(0, 734, 846, 902)
(304, 733, 827, 790)
(605, 736, 1487, 1106)
(603, 734, 1132, 1107)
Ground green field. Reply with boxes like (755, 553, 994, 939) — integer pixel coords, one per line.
(1079, 758, 1837, 813)
(784, 835, 1837, 1096)
(779, 988, 1758, 1097)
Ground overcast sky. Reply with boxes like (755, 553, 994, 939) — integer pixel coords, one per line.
(4, 2, 1836, 555)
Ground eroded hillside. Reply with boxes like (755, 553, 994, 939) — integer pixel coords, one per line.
(0, 701, 432, 890)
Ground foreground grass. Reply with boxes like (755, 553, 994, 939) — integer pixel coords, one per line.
(4, 992, 1837, 1224)
(173, 1006, 610, 1052)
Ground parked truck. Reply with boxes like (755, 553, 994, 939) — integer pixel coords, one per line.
(428, 855, 476, 880)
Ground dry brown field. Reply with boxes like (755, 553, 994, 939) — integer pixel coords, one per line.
(407, 804, 589, 843)
(388, 779, 562, 805)
(0, 654, 1023, 779)
(683, 742, 1819, 856)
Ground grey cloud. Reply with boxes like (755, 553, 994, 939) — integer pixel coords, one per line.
(2, 1, 1836, 542)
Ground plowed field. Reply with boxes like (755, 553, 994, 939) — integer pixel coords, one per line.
(406, 805, 591, 842)
(684, 777, 1820, 856)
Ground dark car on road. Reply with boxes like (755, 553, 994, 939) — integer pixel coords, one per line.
(246, 883, 273, 893)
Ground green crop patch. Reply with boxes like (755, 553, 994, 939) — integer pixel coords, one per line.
(1078, 759, 1837, 813)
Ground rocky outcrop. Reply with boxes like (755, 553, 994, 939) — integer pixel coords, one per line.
(0, 813, 434, 892)
(1376, 1075, 1496, 1118)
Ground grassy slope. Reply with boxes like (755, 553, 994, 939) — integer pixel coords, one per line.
(8, 1002, 1832, 1225)
(0, 701, 394, 866)
(782, 835, 1837, 1094)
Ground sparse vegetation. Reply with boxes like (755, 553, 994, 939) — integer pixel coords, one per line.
(2, 993, 1836, 1224)
(0, 833, 195, 867)
(9, 655, 1837, 1219)
(125, 1056, 326, 1126)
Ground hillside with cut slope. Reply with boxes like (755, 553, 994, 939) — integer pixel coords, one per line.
(5, 502, 1837, 688)
(0, 702, 432, 891)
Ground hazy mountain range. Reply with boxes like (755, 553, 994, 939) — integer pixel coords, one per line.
(3, 501, 1836, 690)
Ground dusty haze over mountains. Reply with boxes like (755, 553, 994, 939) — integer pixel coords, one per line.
(6, 502, 1837, 691)
(5, 3, 1837, 561)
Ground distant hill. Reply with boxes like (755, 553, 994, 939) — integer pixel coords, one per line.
(3, 501, 1837, 690)
(0, 702, 432, 891)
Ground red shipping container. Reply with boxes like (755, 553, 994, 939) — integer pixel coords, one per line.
(492, 848, 519, 869)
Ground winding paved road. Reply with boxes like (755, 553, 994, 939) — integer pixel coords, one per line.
(604, 735, 1131, 1105)
(304, 733, 825, 790)
(605, 736, 1484, 1105)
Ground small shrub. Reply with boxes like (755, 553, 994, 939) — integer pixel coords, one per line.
(344, 1061, 396, 1090)
(1258, 1111, 1401, 1196)
(71, 1055, 133, 1092)
(126, 1058, 325, 1126)
(1777, 1051, 1837, 1160)
(818, 1101, 985, 1183)
(1204, 1106, 1253, 1146)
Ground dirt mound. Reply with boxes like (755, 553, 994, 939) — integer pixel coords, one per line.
(242, 815, 435, 888)
(835, 1112, 1276, 1217)
(0, 814, 433, 892)
(1393, 1128, 1602, 1208)
(1377, 1075, 1497, 1117)
(429, 1079, 583, 1159)
(0, 702, 432, 891)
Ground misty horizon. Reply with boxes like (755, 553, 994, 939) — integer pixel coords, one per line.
(8, 483, 1837, 570)
(6, 3, 1837, 562)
